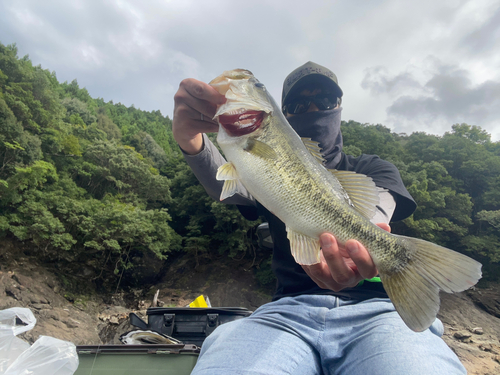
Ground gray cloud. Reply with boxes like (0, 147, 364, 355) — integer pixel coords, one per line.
(460, 4, 500, 56)
(384, 64, 500, 138)
(361, 66, 421, 95)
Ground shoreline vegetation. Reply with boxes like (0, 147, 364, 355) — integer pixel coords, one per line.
(1, 42, 499, 293)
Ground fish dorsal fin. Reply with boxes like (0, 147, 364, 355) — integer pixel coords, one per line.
(216, 162, 239, 201)
(301, 137, 325, 164)
(330, 170, 380, 220)
(286, 227, 321, 265)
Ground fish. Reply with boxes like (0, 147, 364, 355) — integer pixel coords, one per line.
(209, 69, 482, 332)
(120, 330, 182, 345)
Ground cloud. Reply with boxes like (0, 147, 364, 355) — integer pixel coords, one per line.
(1, 0, 500, 140)
(459, 1, 500, 57)
(361, 66, 421, 96)
(362, 60, 500, 139)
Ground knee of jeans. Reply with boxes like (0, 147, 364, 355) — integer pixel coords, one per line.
(429, 318, 444, 337)
(202, 319, 244, 348)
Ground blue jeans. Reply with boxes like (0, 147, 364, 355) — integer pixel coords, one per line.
(191, 295, 465, 375)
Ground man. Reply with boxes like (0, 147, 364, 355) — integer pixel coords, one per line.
(172, 62, 466, 374)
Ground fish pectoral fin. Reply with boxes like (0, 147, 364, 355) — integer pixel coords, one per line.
(301, 137, 325, 164)
(381, 236, 482, 332)
(244, 139, 278, 159)
(286, 228, 321, 265)
(330, 170, 380, 220)
(216, 162, 239, 201)
(216, 162, 238, 181)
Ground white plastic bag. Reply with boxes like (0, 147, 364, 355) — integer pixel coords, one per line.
(4, 336, 78, 375)
(0, 308, 78, 375)
(0, 308, 36, 372)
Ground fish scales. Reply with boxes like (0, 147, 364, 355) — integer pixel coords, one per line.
(224, 107, 394, 265)
(210, 69, 481, 332)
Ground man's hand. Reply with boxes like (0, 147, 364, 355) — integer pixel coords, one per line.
(172, 78, 226, 155)
(302, 223, 391, 291)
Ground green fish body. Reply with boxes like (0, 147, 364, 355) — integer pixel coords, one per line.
(210, 69, 482, 332)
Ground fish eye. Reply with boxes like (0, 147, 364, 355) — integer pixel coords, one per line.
(255, 82, 265, 89)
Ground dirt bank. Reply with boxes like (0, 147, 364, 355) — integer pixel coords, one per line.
(1, 243, 499, 374)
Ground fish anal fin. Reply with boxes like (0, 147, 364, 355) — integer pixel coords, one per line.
(301, 137, 325, 164)
(330, 170, 380, 220)
(381, 235, 482, 332)
(244, 139, 277, 159)
(286, 228, 321, 265)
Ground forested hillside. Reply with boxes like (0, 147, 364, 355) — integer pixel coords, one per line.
(1, 42, 499, 292)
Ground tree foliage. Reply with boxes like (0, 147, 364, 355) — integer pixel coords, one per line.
(0, 43, 182, 287)
(1, 41, 500, 291)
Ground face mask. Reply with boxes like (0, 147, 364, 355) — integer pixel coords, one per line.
(287, 107, 343, 169)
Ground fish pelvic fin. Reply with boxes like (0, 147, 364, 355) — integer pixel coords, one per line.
(330, 170, 380, 220)
(380, 236, 482, 332)
(216, 162, 239, 201)
(286, 228, 321, 265)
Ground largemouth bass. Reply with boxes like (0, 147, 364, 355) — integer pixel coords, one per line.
(209, 69, 482, 332)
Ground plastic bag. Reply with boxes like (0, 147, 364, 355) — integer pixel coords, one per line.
(0, 308, 36, 372)
(4, 336, 78, 375)
(0, 308, 78, 375)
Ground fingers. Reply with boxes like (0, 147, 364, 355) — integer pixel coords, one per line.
(302, 254, 332, 290)
(172, 78, 225, 154)
(341, 223, 390, 280)
(302, 234, 359, 292)
(320, 234, 359, 285)
(174, 78, 225, 123)
(377, 222, 391, 233)
(181, 78, 226, 106)
(302, 224, 392, 292)
(345, 240, 378, 279)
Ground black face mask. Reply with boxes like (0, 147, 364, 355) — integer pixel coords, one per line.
(287, 107, 343, 169)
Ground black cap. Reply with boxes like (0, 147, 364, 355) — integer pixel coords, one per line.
(282, 61, 343, 106)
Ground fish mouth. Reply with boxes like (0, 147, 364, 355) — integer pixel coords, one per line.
(218, 110, 265, 136)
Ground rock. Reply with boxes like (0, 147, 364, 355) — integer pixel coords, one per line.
(5, 285, 19, 300)
(12, 273, 32, 287)
(469, 289, 500, 319)
(31, 303, 50, 310)
(109, 316, 120, 325)
(64, 319, 80, 329)
(479, 343, 499, 355)
(454, 331, 472, 341)
(471, 327, 484, 335)
(47, 310, 62, 321)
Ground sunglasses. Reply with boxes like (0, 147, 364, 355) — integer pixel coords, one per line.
(283, 93, 340, 115)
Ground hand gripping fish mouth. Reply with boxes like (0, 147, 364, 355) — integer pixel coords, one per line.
(210, 69, 273, 137)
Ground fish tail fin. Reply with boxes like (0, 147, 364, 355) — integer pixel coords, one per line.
(380, 236, 482, 332)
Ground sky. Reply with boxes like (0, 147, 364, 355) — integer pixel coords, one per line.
(1, 0, 499, 141)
